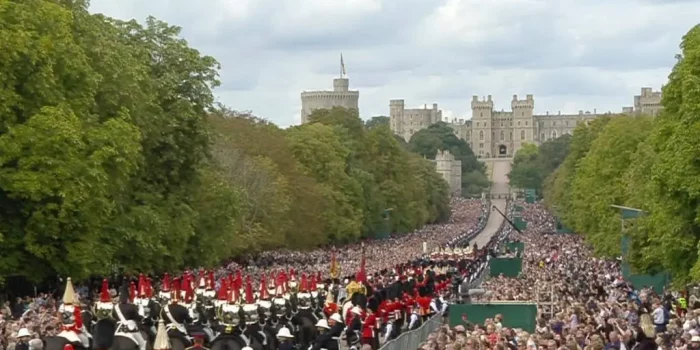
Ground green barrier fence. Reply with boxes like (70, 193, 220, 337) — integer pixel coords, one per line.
(514, 205, 524, 212)
(449, 303, 537, 333)
(506, 241, 525, 253)
(489, 257, 523, 277)
(524, 188, 537, 204)
(513, 217, 527, 231)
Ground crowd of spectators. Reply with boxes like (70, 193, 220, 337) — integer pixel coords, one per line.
(419, 201, 685, 350)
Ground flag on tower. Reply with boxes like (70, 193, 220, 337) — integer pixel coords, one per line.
(340, 53, 347, 78)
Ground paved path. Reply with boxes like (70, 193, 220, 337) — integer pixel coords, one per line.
(471, 159, 511, 247)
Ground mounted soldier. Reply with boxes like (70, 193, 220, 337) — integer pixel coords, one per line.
(255, 274, 277, 350)
(291, 273, 317, 349)
(211, 277, 247, 350)
(240, 276, 267, 350)
(45, 278, 91, 350)
(113, 279, 147, 350)
(93, 279, 117, 349)
(161, 277, 194, 350)
(135, 276, 160, 339)
(270, 273, 293, 338)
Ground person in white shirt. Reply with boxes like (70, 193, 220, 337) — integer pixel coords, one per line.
(651, 302, 667, 333)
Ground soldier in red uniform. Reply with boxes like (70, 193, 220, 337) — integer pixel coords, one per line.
(361, 308, 377, 349)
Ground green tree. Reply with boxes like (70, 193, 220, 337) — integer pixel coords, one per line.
(0, 0, 227, 281)
(508, 135, 571, 192)
(408, 122, 489, 195)
(365, 116, 389, 129)
(286, 123, 365, 242)
(618, 25, 700, 284)
(568, 116, 653, 256)
(543, 117, 610, 224)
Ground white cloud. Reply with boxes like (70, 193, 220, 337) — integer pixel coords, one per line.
(88, 0, 698, 128)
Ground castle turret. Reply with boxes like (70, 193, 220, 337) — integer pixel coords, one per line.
(300, 54, 359, 124)
(471, 95, 493, 158)
(511, 94, 534, 155)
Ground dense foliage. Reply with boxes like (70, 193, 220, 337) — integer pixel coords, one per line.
(543, 21, 700, 285)
(408, 122, 490, 196)
(0, 0, 451, 284)
(507, 135, 571, 192)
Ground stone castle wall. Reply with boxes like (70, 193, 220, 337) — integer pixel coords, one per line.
(301, 78, 359, 124)
(391, 87, 663, 158)
(434, 150, 462, 195)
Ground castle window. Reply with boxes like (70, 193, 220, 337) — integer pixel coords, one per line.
(479, 143, 484, 149)
(477, 122, 479, 127)
(521, 130, 525, 140)
(553, 122, 556, 126)
(500, 121, 503, 127)
(541, 132, 545, 140)
(500, 131, 504, 141)
(479, 131, 484, 140)
(552, 130, 558, 138)
(492, 132, 495, 139)
(565, 121, 569, 126)
(522, 112, 524, 116)
(525, 121, 528, 126)
(510, 132, 513, 140)
(517, 121, 521, 126)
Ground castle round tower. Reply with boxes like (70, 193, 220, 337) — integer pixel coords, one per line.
(300, 55, 359, 124)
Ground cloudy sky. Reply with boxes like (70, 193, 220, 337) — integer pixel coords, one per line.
(89, 0, 698, 127)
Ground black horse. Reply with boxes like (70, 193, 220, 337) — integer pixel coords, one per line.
(44, 336, 87, 350)
(160, 303, 194, 350)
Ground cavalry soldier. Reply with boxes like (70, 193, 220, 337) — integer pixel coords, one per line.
(57, 277, 90, 349)
(114, 279, 147, 350)
(323, 289, 338, 318)
(185, 333, 209, 350)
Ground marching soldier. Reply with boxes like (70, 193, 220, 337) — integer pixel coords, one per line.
(184, 333, 209, 350)
(361, 308, 377, 349)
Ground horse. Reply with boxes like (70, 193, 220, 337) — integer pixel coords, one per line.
(160, 303, 194, 350)
(43, 336, 86, 350)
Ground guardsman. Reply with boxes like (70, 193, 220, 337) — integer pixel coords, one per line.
(323, 289, 338, 318)
(184, 333, 209, 350)
(57, 278, 90, 349)
(114, 280, 146, 350)
(361, 308, 377, 349)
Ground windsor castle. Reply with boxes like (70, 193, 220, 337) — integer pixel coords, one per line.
(299, 57, 663, 195)
(390, 87, 663, 158)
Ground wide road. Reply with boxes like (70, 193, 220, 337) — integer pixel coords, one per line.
(471, 159, 511, 248)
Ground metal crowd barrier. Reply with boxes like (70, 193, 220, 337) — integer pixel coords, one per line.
(379, 314, 443, 350)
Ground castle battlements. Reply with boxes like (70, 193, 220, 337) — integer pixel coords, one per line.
(300, 57, 359, 124)
(391, 87, 663, 159)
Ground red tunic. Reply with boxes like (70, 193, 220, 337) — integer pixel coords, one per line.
(345, 306, 355, 325)
(403, 294, 414, 314)
(417, 296, 432, 316)
(362, 313, 377, 339)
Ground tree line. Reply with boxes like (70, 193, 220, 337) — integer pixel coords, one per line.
(0, 1, 451, 284)
(538, 25, 700, 285)
(407, 122, 491, 196)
